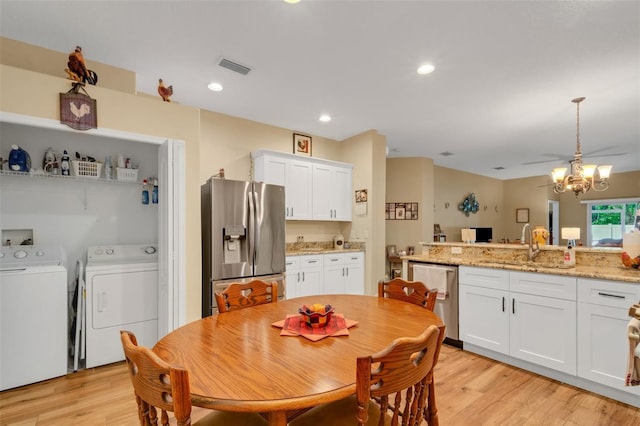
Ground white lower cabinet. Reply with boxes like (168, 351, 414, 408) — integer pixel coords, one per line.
(459, 284, 509, 354)
(285, 255, 323, 298)
(323, 252, 364, 295)
(460, 266, 640, 406)
(577, 278, 640, 396)
(459, 267, 576, 375)
(286, 252, 364, 298)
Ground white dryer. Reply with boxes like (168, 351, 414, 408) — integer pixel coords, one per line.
(0, 245, 68, 390)
(85, 244, 158, 368)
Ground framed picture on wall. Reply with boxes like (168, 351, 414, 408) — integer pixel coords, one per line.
(516, 208, 529, 223)
(293, 133, 312, 157)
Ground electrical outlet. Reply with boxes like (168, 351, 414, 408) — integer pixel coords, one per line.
(297, 235, 304, 243)
(451, 247, 462, 255)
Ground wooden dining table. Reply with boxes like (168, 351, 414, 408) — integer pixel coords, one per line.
(153, 294, 446, 426)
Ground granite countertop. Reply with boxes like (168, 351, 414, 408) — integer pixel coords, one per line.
(409, 242, 639, 283)
(286, 248, 364, 256)
(403, 254, 639, 284)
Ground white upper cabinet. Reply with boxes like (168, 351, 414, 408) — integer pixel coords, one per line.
(253, 151, 312, 220)
(254, 150, 352, 222)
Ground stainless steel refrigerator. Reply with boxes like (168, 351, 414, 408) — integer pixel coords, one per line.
(201, 178, 286, 317)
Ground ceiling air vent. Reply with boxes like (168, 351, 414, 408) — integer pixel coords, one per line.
(218, 57, 252, 75)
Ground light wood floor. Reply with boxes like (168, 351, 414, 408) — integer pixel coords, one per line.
(1, 344, 638, 425)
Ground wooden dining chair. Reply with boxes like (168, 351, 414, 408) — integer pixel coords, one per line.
(290, 324, 446, 426)
(215, 280, 278, 313)
(378, 277, 438, 311)
(120, 330, 268, 426)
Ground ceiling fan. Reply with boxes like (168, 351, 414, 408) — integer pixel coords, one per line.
(523, 146, 625, 166)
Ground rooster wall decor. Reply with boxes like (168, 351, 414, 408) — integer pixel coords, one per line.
(65, 46, 98, 85)
(158, 79, 174, 102)
(59, 81, 97, 131)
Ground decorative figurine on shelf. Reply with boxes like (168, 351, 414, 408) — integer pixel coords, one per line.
(158, 79, 173, 102)
(65, 46, 98, 85)
(626, 303, 640, 386)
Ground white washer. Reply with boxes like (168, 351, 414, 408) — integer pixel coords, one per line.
(85, 244, 158, 368)
(0, 245, 68, 391)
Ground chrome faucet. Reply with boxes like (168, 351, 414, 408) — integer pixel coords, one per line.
(521, 223, 540, 261)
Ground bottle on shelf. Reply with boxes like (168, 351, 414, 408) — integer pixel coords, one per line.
(152, 178, 158, 204)
(104, 156, 112, 180)
(141, 179, 149, 205)
(60, 150, 70, 176)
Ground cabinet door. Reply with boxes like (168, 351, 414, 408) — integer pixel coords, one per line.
(285, 256, 300, 300)
(254, 153, 312, 220)
(288, 160, 313, 220)
(332, 166, 352, 221)
(510, 292, 576, 375)
(344, 252, 364, 295)
(312, 164, 333, 220)
(577, 303, 640, 395)
(323, 254, 345, 294)
(298, 256, 323, 297)
(311, 164, 352, 221)
(459, 284, 509, 354)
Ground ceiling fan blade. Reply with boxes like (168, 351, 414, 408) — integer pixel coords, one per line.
(583, 152, 626, 159)
(523, 157, 568, 165)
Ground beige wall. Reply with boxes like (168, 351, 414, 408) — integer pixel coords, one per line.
(385, 158, 434, 253)
(341, 130, 387, 293)
(433, 166, 505, 241)
(1, 37, 137, 95)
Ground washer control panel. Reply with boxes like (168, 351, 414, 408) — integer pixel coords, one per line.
(0, 246, 63, 268)
(87, 244, 159, 264)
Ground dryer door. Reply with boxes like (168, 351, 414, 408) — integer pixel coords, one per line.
(91, 269, 158, 329)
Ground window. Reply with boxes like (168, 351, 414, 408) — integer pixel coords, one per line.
(582, 198, 640, 247)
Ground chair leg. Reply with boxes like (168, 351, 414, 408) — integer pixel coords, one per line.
(425, 379, 439, 426)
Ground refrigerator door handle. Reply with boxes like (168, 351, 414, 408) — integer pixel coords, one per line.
(249, 189, 258, 266)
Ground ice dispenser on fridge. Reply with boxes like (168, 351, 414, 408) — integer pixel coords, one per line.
(223, 225, 245, 264)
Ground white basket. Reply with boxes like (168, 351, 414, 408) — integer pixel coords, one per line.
(71, 160, 102, 179)
(116, 167, 139, 182)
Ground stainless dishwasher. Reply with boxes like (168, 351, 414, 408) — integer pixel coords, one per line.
(408, 262, 461, 348)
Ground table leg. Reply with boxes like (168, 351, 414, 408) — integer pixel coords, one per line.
(267, 410, 288, 426)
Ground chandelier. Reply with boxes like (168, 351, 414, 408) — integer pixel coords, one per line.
(551, 97, 612, 196)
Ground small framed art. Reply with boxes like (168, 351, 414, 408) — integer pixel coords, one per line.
(516, 208, 529, 223)
(293, 133, 312, 157)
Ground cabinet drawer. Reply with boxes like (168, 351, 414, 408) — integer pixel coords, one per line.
(577, 278, 640, 308)
(324, 254, 346, 266)
(285, 256, 300, 270)
(345, 252, 364, 264)
(300, 255, 323, 268)
(510, 271, 576, 301)
(459, 266, 509, 291)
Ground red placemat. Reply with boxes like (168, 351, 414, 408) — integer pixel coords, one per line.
(272, 313, 358, 341)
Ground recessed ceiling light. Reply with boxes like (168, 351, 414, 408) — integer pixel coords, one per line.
(319, 114, 331, 122)
(208, 82, 223, 92)
(283, 0, 301, 3)
(417, 64, 435, 75)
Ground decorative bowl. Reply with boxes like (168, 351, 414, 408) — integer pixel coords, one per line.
(298, 304, 335, 328)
